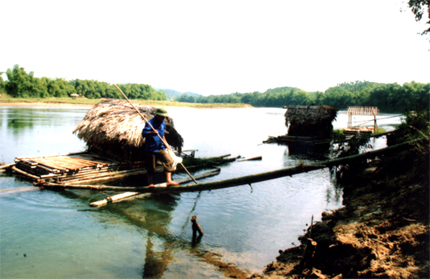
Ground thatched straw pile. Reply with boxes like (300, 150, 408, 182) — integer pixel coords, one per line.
(284, 105, 338, 138)
(73, 99, 183, 161)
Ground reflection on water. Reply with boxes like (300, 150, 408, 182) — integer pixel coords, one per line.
(0, 106, 403, 278)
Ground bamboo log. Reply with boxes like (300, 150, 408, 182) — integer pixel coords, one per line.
(90, 192, 141, 207)
(57, 167, 117, 180)
(11, 166, 40, 180)
(19, 158, 67, 173)
(213, 155, 240, 163)
(14, 162, 40, 174)
(15, 161, 53, 176)
(18, 158, 38, 166)
(0, 163, 16, 170)
(40, 173, 61, 179)
(52, 166, 163, 184)
(63, 169, 150, 185)
(31, 163, 63, 174)
(210, 154, 231, 159)
(175, 156, 240, 171)
(238, 156, 262, 162)
(182, 149, 199, 152)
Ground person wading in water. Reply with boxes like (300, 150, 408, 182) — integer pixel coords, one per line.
(142, 108, 179, 187)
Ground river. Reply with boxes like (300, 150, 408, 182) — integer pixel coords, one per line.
(0, 106, 402, 278)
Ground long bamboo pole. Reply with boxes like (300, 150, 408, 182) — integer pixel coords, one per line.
(89, 168, 221, 207)
(113, 84, 198, 185)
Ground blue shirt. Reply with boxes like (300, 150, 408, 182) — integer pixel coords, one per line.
(142, 118, 166, 152)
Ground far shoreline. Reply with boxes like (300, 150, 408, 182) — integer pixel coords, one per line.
(0, 98, 253, 109)
(0, 102, 94, 107)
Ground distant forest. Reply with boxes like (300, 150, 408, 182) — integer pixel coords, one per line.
(175, 81, 430, 113)
(0, 65, 167, 101)
(1, 64, 429, 113)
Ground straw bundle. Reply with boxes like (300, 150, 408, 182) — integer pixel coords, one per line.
(73, 100, 183, 161)
(284, 105, 338, 138)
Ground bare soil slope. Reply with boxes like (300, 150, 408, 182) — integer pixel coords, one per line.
(251, 143, 429, 278)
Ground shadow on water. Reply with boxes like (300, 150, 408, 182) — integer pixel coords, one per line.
(282, 142, 344, 206)
(2, 108, 76, 137)
(285, 142, 332, 159)
(54, 177, 248, 279)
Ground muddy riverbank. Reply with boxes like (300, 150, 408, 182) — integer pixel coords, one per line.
(250, 138, 429, 278)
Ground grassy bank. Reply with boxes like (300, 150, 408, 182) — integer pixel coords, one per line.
(0, 95, 252, 109)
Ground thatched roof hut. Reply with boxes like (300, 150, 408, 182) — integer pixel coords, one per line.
(73, 100, 183, 161)
(284, 105, 338, 138)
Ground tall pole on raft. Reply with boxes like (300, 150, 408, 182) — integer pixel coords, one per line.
(113, 84, 198, 184)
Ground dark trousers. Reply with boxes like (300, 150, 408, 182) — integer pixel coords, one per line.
(145, 149, 175, 175)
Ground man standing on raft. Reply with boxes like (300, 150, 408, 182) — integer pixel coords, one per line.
(142, 108, 179, 187)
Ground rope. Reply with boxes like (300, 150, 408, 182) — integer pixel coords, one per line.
(350, 114, 403, 127)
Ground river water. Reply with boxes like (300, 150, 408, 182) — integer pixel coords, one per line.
(0, 106, 402, 278)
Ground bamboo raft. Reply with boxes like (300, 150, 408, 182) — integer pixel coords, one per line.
(9, 152, 148, 185)
(7, 151, 239, 186)
(264, 105, 339, 147)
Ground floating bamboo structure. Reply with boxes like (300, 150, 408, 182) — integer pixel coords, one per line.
(7, 152, 238, 186)
(266, 105, 338, 148)
(284, 105, 338, 138)
(10, 152, 148, 185)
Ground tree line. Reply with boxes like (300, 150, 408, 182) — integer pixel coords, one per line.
(1, 65, 428, 113)
(0, 65, 167, 100)
(175, 81, 430, 113)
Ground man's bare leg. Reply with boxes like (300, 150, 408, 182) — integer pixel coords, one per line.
(166, 172, 179, 186)
(147, 174, 154, 188)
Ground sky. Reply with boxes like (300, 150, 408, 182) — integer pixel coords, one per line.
(1, 0, 429, 96)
